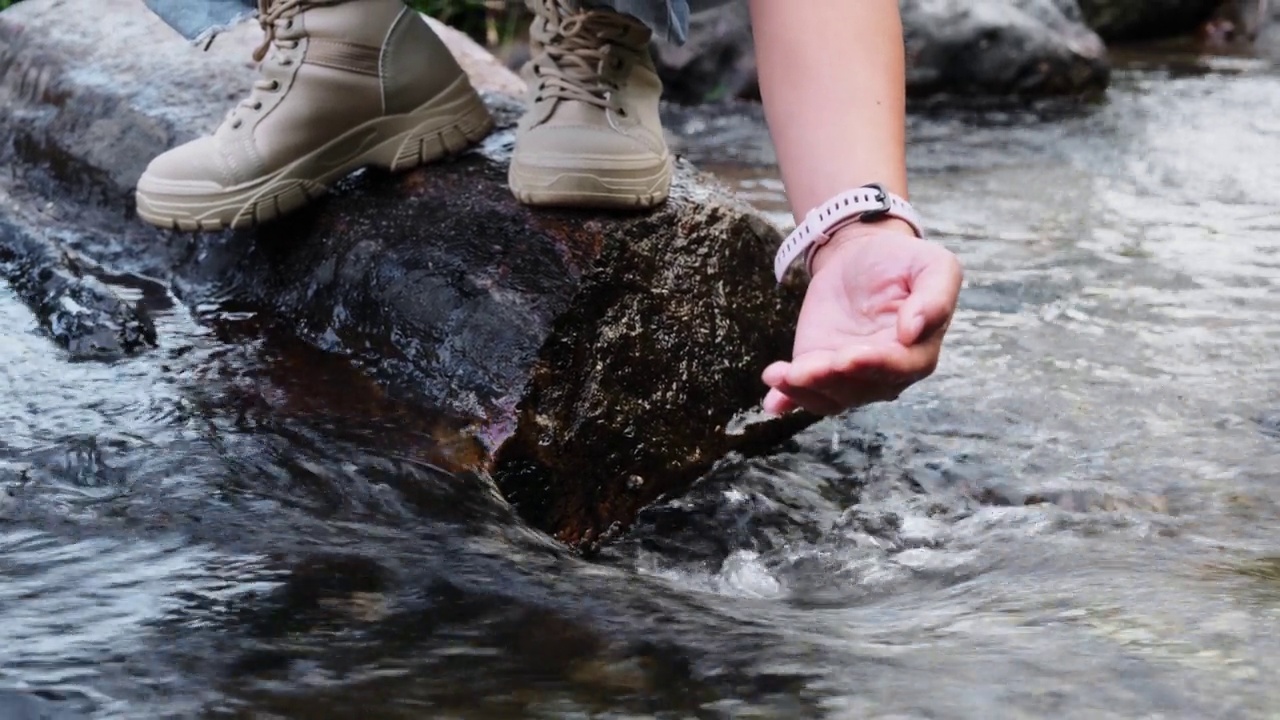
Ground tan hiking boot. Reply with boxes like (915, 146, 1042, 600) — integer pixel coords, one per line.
(509, 0, 671, 209)
(136, 0, 494, 231)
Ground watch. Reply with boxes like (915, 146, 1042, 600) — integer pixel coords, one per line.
(773, 183, 925, 282)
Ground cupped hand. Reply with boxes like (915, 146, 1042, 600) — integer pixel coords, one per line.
(763, 222, 963, 416)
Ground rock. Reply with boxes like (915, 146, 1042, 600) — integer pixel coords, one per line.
(0, 0, 816, 548)
(0, 213, 156, 362)
(1203, 0, 1274, 45)
(1077, 0, 1219, 40)
(649, 5, 757, 105)
(650, 0, 1110, 103)
(901, 0, 1110, 98)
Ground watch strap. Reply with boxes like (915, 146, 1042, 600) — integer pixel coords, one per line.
(773, 183, 924, 282)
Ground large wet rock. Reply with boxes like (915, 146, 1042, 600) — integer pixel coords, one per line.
(0, 0, 815, 549)
(902, 0, 1110, 98)
(651, 0, 1111, 103)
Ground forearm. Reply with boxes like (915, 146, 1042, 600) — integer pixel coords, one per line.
(748, 0, 909, 221)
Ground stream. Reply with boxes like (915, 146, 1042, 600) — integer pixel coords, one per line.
(2, 49, 1280, 719)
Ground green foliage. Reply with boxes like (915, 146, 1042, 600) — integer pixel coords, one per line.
(409, 0, 489, 36)
(407, 0, 526, 46)
(0, 1, 13, 9)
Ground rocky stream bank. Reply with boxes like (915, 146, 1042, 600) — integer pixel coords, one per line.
(651, 0, 1272, 103)
(0, 0, 816, 549)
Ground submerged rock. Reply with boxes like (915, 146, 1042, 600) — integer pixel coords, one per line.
(0, 690, 81, 720)
(651, 0, 1110, 103)
(0, 213, 156, 362)
(0, 0, 815, 548)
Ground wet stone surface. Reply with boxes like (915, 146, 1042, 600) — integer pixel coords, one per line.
(0, 0, 813, 546)
(0, 216, 156, 361)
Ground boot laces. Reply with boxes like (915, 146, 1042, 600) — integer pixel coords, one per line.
(225, 0, 338, 128)
(251, 0, 347, 61)
(532, 5, 643, 110)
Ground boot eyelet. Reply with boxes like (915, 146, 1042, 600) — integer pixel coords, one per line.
(232, 119, 243, 129)
(616, 107, 628, 117)
(269, 80, 280, 91)
(252, 101, 263, 110)
(285, 19, 294, 29)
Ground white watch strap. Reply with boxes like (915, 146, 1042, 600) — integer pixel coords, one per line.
(773, 184, 924, 282)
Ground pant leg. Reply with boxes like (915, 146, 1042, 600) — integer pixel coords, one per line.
(585, 0, 738, 44)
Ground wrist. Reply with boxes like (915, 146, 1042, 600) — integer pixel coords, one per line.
(809, 217, 918, 276)
(773, 183, 923, 282)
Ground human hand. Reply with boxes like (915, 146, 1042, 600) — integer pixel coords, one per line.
(762, 221, 963, 416)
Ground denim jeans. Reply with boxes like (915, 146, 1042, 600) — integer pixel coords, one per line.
(588, 0, 738, 44)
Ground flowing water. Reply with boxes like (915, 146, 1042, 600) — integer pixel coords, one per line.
(3, 51, 1280, 719)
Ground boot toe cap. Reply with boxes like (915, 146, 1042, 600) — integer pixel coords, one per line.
(137, 136, 238, 194)
(510, 121, 672, 208)
(513, 123, 667, 169)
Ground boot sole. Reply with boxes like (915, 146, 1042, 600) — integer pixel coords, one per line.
(135, 76, 494, 232)
(508, 153, 672, 210)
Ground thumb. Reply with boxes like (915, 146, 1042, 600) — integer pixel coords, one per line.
(897, 251, 962, 346)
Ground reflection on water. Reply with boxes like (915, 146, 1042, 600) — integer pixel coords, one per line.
(2, 55, 1280, 718)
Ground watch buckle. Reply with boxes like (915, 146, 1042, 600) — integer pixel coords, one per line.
(858, 183, 893, 223)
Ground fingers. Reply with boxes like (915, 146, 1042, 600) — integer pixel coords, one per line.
(897, 252, 963, 346)
(763, 342, 942, 417)
(765, 376, 904, 417)
(757, 384, 819, 412)
(767, 380, 845, 415)
(762, 387, 800, 415)
(761, 361, 789, 388)
(763, 359, 845, 415)
(788, 350, 840, 387)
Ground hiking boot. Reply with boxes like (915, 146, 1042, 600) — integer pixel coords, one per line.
(136, 0, 494, 231)
(509, 0, 671, 209)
